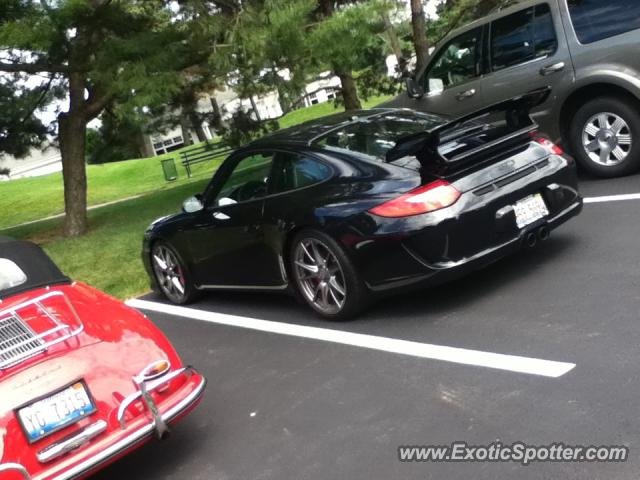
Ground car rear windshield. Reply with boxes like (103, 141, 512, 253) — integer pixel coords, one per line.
(315, 111, 445, 160)
(567, 0, 640, 44)
(0, 239, 69, 299)
(0, 259, 28, 292)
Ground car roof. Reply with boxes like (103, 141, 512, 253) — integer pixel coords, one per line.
(248, 108, 446, 150)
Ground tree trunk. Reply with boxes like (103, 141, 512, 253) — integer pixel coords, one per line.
(337, 70, 362, 111)
(188, 110, 207, 142)
(249, 95, 262, 122)
(410, 0, 429, 73)
(180, 115, 193, 146)
(59, 111, 88, 237)
(381, 11, 407, 75)
(136, 131, 154, 158)
(209, 97, 224, 133)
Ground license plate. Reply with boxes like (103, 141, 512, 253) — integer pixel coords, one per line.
(513, 193, 549, 229)
(17, 381, 96, 443)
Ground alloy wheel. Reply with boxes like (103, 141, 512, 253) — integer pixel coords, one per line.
(582, 112, 632, 166)
(293, 238, 347, 315)
(152, 245, 186, 302)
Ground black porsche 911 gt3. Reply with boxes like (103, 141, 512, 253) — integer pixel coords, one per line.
(142, 89, 582, 319)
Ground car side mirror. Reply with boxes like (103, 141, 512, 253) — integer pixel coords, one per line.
(182, 195, 204, 213)
(217, 197, 237, 207)
(405, 77, 425, 99)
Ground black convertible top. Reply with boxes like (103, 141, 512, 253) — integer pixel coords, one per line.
(0, 237, 70, 300)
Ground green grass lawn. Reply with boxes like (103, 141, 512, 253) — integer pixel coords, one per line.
(0, 95, 392, 299)
(6, 179, 209, 299)
(0, 148, 222, 230)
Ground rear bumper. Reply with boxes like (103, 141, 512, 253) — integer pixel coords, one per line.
(2, 368, 206, 480)
(344, 158, 582, 293)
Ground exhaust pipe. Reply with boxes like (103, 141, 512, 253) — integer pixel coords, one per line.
(525, 232, 537, 248)
(538, 226, 550, 242)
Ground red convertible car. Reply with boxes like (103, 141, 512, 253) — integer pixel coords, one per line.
(0, 237, 206, 479)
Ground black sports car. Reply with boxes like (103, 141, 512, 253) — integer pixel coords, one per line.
(142, 89, 582, 319)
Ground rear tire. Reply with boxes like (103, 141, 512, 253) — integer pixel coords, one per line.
(150, 241, 200, 305)
(290, 229, 368, 320)
(569, 96, 640, 177)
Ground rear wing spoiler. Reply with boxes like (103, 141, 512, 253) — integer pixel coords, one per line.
(385, 87, 551, 167)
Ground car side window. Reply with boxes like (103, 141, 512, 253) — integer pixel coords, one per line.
(213, 152, 275, 206)
(271, 153, 332, 193)
(567, 0, 640, 44)
(425, 28, 482, 93)
(490, 4, 557, 72)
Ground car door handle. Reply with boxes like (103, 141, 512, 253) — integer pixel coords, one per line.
(212, 212, 230, 221)
(456, 89, 476, 101)
(539, 62, 565, 76)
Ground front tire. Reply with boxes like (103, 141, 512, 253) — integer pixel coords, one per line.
(290, 230, 368, 320)
(569, 96, 640, 177)
(151, 241, 200, 304)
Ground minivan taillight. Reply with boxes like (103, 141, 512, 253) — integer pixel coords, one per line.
(369, 180, 461, 218)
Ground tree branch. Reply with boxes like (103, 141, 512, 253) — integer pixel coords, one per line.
(0, 62, 69, 74)
(20, 75, 55, 125)
(83, 85, 114, 120)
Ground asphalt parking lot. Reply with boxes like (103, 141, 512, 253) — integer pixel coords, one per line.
(95, 174, 640, 480)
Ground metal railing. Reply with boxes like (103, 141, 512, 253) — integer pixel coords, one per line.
(0, 290, 84, 370)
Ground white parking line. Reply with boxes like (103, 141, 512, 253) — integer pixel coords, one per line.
(584, 193, 640, 204)
(126, 299, 576, 378)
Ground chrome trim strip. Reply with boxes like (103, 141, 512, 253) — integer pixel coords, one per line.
(0, 463, 31, 479)
(53, 376, 206, 480)
(37, 420, 108, 464)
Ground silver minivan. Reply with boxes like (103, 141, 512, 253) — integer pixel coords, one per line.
(384, 0, 640, 178)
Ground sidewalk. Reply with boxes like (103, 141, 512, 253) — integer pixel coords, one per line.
(2, 193, 147, 231)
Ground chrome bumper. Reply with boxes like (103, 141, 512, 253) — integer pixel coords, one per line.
(0, 463, 30, 479)
(0, 369, 206, 480)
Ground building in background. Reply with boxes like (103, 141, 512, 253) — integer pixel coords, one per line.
(0, 146, 62, 180)
(145, 88, 284, 157)
(301, 73, 341, 107)
(145, 72, 345, 157)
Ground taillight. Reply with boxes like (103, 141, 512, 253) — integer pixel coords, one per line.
(369, 180, 461, 218)
(532, 134, 564, 155)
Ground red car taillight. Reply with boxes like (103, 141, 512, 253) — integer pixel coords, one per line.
(531, 134, 564, 155)
(369, 180, 461, 218)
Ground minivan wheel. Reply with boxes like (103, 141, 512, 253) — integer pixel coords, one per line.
(290, 230, 368, 320)
(569, 97, 640, 177)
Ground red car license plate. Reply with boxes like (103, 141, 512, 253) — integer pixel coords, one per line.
(17, 381, 96, 443)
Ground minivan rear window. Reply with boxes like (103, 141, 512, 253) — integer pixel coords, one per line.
(568, 0, 640, 44)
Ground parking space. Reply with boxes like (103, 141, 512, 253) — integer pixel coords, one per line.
(95, 177, 640, 480)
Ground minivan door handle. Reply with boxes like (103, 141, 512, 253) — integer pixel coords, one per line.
(456, 89, 476, 101)
(539, 62, 565, 76)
